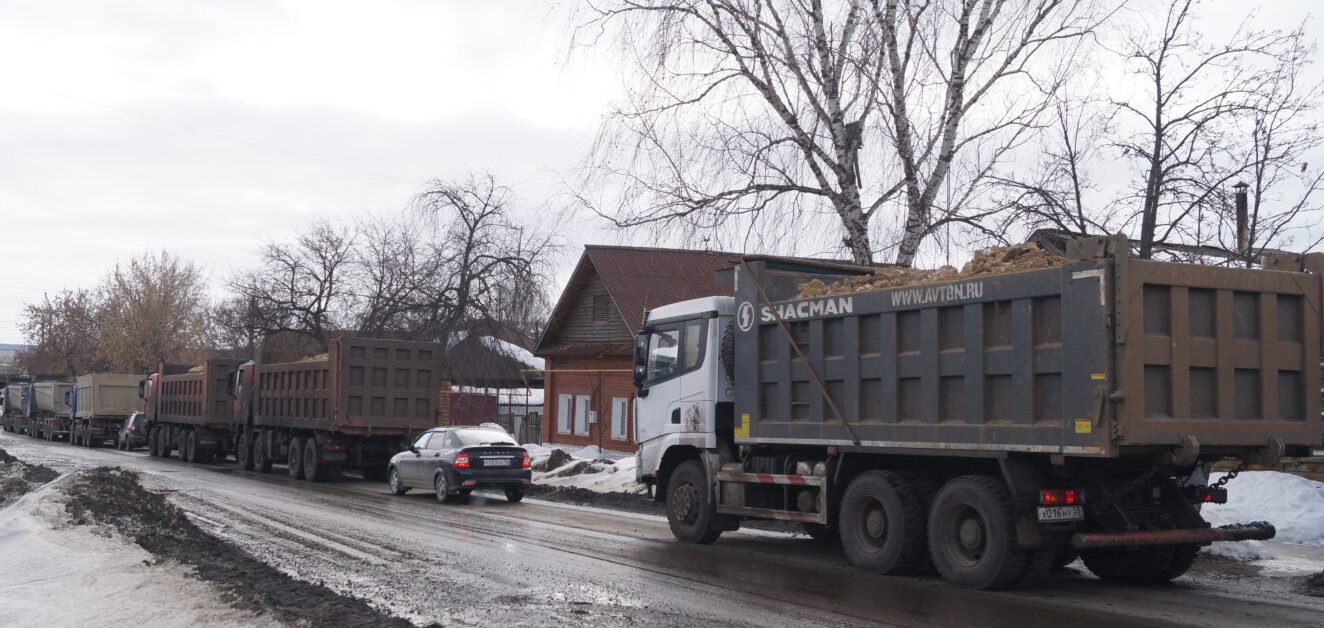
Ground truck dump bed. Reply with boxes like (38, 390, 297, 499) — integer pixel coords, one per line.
(252, 337, 442, 436)
(31, 382, 73, 417)
(155, 361, 242, 427)
(734, 237, 1321, 458)
(4, 383, 29, 414)
(76, 374, 146, 419)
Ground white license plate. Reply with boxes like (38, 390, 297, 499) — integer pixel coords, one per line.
(1037, 505, 1084, 522)
(483, 459, 511, 467)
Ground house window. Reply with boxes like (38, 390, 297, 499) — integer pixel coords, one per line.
(611, 397, 629, 441)
(592, 294, 612, 322)
(557, 394, 571, 434)
(574, 394, 591, 435)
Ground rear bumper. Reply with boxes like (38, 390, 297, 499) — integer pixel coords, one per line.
(1071, 522, 1276, 549)
(451, 468, 532, 490)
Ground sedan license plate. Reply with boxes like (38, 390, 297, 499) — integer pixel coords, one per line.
(1037, 505, 1084, 522)
(483, 458, 511, 467)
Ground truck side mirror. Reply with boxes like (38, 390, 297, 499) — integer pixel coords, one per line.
(137, 379, 146, 400)
(633, 332, 649, 395)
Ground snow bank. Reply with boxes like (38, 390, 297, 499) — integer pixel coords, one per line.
(1202, 471, 1324, 546)
(0, 485, 275, 628)
(527, 446, 647, 495)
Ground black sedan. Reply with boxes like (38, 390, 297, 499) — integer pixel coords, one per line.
(386, 427, 531, 503)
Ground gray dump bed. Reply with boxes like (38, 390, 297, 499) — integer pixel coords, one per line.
(32, 382, 74, 417)
(733, 236, 1321, 459)
(76, 374, 145, 419)
(4, 383, 29, 415)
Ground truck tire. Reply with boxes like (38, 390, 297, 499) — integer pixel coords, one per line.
(304, 437, 328, 482)
(927, 475, 1029, 590)
(185, 431, 198, 463)
(363, 466, 387, 482)
(720, 320, 735, 383)
(236, 429, 254, 470)
(665, 460, 723, 544)
(288, 436, 305, 479)
(148, 427, 160, 457)
(160, 429, 173, 459)
(254, 431, 273, 473)
(1080, 543, 1191, 584)
(840, 471, 928, 575)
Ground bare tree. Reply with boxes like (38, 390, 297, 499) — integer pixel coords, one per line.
(228, 220, 356, 351)
(1111, 0, 1296, 258)
(575, 0, 1105, 265)
(16, 289, 107, 377)
(98, 251, 209, 373)
(410, 174, 556, 345)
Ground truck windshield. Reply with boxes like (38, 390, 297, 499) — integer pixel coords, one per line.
(644, 318, 707, 383)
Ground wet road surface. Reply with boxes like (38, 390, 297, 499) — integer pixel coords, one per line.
(3, 432, 1321, 627)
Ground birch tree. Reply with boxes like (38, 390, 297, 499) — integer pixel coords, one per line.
(576, 0, 1105, 265)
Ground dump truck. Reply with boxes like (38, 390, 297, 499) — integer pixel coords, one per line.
(141, 360, 243, 462)
(632, 235, 1321, 590)
(70, 374, 145, 447)
(229, 337, 444, 481)
(0, 383, 27, 433)
(29, 381, 75, 441)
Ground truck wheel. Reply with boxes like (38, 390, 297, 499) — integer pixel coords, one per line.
(840, 471, 928, 575)
(160, 429, 173, 459)
(1081, 543, 1191, 584)
(388, 467, 408, 495)
(802, 522, 839, 543)
(148, 427, 159, 457)
(665, 460, 723, 544)
(288, 436, 304, 479)
(236, 429, 254, 471)
(253, 431, 272, 473)
(185, 431, 198, 463)
(927, 475, 1028, 590)
(304, 437, 327, 482)
(363, 466, 387, 482)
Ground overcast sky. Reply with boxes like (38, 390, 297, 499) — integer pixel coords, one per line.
(0, 1, 1318, 344)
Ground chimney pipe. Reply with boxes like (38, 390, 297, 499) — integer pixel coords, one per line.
(1233, 182, 1249, 263)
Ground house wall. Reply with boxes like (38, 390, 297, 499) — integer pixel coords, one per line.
(554, 274, 633, 345)
(542, 354, 637, 453)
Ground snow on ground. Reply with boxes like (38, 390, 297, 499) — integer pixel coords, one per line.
(524, 444, 647, 495)
(0, 478, 279, 628)
(1201, 471, 1324, 566)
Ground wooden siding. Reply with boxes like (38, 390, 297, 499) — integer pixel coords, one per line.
(554, 274, 633, 345)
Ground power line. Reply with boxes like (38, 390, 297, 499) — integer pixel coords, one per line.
(48, 90, 414, 185)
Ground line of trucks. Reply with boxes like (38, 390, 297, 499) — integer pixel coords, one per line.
(1, 337, 444, 481)
(2, 235, 1321, 592)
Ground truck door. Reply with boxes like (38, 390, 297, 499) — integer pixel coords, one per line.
(635, 316, 713, 443)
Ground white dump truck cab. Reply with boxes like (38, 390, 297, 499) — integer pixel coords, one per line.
(633, 296, 735, 498)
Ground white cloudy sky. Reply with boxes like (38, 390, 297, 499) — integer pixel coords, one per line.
(0, 1, 1318, 344)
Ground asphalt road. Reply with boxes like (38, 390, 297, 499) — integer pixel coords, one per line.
(3, 432, 1321, 628)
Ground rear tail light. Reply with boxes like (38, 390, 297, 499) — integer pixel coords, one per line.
(1039, 489, 1083, 505)
(323, 442, 345, 452)
(454, 453, 471, 469)
(1198, 487, 1228, 504)
(522, 452, 531, 469)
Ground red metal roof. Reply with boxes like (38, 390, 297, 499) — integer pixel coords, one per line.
(535, 245, 742, 356)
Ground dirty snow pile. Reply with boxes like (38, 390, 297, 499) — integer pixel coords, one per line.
(526, 444, 647, 495)
(0, 474, 275, 628)
(1202, 471, 1324, 561)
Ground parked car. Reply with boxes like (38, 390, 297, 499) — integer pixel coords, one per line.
(386, 427, 531, 504)
(117, 412, 149, 451)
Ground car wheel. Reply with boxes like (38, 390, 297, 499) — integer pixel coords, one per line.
(388, 467, 408, 495)
(434, 473, 453, 504)
(505, 488, 525, 503)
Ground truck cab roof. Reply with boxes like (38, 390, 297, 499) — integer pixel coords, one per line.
(644, 296, 734, 324)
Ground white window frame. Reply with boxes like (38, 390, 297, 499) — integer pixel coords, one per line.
(557, 394, 572, 435)
(610, 397, 629, 441)
(574, 394, 591, 436)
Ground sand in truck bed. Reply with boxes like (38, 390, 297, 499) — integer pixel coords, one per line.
(797, 243, 1067, 299)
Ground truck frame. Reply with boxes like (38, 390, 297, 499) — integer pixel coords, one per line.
(632, 235, 1320, 590)
(230, 337, 444, 482)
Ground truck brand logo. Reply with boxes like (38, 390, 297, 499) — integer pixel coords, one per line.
(760, 296, 854, 322)
(890, 281, 984, 307)
(737, 301, 756, 332)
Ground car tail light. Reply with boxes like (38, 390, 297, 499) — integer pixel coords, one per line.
(454, 453, 471, 469)
(1040, 489, 1083, 505)
(522, 452, 531, 469)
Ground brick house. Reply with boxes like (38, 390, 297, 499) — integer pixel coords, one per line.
(534, 245, 741, 453)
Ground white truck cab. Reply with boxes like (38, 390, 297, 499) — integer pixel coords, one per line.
(633, 296, 735, 493)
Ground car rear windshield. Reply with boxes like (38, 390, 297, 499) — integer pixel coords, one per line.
(453, 429, 516, 447)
